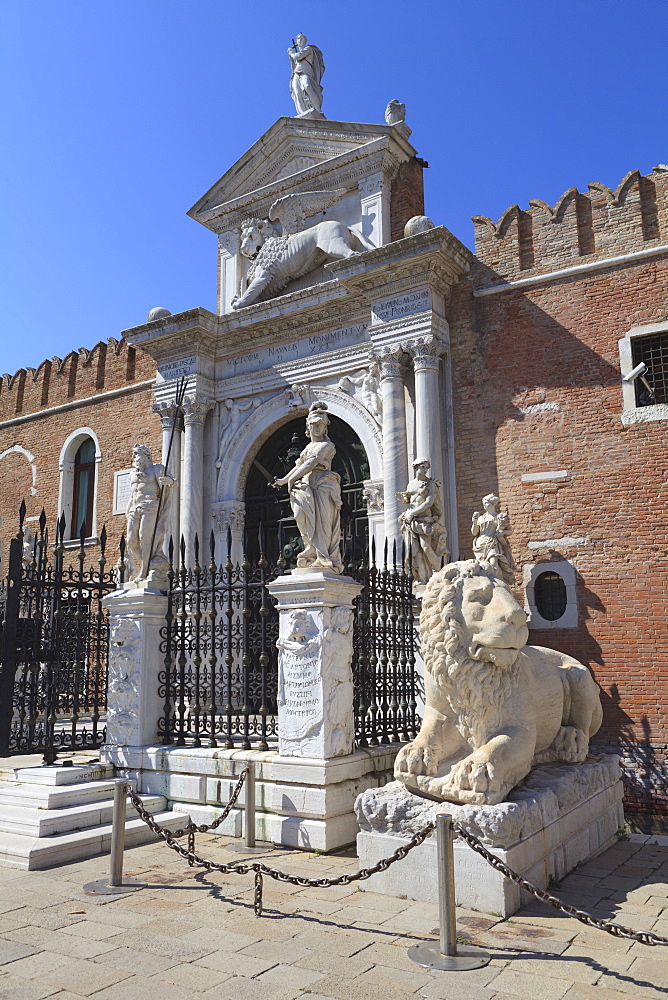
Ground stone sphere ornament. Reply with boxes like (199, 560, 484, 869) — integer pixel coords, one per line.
(404, 216, 436, 238)
(147, 307, 172, 323)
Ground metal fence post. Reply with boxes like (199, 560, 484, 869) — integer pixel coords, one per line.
(408, 813, 491, 971)
(83, 779, 144, 895)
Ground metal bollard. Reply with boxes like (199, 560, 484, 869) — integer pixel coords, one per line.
(83, 779, 144, 895)
(408, 813, 491, 972)
(245, 763, 256, 848)
(109, 779, 127, 886)
(230, 761, 269, 854)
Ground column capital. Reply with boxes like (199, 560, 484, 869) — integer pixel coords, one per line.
(372, 345, 410, 380)
(183, 396, 213, 426)
(151, 400, 181, 429)
(212, 500, 245, 535)
(402, 335, 447, 371)
(219, 230, 241, 256)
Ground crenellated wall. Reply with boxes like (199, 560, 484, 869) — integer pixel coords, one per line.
(0, 338, 153, 421)
(472, 166, 668, 285)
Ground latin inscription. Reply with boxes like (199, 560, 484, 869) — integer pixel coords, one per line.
(113, 469, 132, 515)
(281, 651, 321, 739)
(221, 324, 367, 377)
(157, 356, 197, 381)
(372, 289, 430, 323)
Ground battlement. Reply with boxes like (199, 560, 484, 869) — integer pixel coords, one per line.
(472, 166, 668, 286)
(0, 338, 154, 421)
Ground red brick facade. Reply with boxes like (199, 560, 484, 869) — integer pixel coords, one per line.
(454, 166, 668, 813)
(0, 339, 161, 566)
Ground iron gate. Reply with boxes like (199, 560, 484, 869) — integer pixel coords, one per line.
(0, 504, 117, 762)
(158, 528, 420, 749)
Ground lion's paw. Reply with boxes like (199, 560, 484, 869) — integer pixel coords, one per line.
(551, 726, 588, 762)
(446, 755, 501, 796)
(394, 741, 439, 777)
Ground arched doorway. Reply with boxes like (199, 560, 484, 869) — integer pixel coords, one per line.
(244, 414, 370, 566)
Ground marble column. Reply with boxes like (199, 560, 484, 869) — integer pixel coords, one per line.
(218, 230, 242, 315)
(375, 347, 409, 555)
(405, 336, 446, 491)
(182, 396, 212, 562)
(152, 401, 182, 553)
(212, 499, 246, 564)
(358, 171, 391, 248)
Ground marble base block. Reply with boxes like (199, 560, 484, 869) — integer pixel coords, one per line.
(355, 756, 624, 916)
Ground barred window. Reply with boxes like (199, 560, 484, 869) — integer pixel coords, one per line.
(534, 571, 567, 622)
(631, 332, 668, 406)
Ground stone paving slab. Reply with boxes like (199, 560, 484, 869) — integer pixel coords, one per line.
(0, 832, 665, 999)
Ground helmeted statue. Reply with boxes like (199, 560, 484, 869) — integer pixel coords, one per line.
(288, 33, 325, 117)
(272, 401, 343, 574)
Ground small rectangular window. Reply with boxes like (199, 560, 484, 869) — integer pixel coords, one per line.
(631, 331, 668, 406)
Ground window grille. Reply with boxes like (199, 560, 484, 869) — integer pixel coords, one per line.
(631, 331, 668, 406)
(534, 571, 567, 622)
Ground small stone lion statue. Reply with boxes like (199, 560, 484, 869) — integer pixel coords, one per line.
(395, 560, 603, 805)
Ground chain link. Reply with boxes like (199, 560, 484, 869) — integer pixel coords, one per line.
(452, 821, 668, 947)
(126, 786, 667, 946)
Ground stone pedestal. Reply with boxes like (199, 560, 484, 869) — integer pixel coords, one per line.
(355, 757, 624, 916)
(101, 588, 168, 757)
(267, 571, 362, 759)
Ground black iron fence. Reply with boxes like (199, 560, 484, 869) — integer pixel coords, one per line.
(159, 529, 421, 750)
(0, 503, 117, 761)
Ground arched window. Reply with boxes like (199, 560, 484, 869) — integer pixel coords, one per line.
(58, 428, 101, 543)
(71, 438, 96, 539)
(534, 571, 567, 621)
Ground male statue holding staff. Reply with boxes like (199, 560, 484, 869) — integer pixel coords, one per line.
(288, 33, 325, 117)
(126, 444, 177, 586)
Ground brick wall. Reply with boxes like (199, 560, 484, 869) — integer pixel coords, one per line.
(390, 157, 426, 241)
(0, 340, 160, 568)
(449, 183, 668, 810)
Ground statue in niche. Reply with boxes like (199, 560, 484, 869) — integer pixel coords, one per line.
(471, 493, 515, 585)
(338, 362, 383, 425)
(272, 401, 343, 575)
(397, 459, 449, 584)
(288, 33, 325, 117)
(125, 444, 176, 587)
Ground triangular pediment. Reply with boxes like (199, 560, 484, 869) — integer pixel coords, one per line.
(188, 117, 411, 232)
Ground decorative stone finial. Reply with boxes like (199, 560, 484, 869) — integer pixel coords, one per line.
(147, 307, 172, 323)
(385, 99, 406, 125)
(288, 34, 325, 118)
(404, 216, 436, 238)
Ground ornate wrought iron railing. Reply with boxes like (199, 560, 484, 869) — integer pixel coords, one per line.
(159, 529, 421, 750)
(0, 503, 117, 761)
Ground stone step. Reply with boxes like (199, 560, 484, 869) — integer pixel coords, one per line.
(0, 808, 190, 870)
(0, 793, 167, 838)
(0, 763, 114, 786)
(0, 778, 125, 810)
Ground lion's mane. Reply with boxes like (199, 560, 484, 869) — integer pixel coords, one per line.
(420, 560, 520, 746)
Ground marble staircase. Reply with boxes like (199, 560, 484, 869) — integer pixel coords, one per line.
(0, 761, 190, 870)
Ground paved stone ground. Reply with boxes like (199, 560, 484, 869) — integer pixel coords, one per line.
(0, 832, 666, 1000)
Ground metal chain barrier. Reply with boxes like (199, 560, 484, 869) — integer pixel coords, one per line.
(125, 785, 667, 946)
(127, 784, 434, 916)
(452, 820, 668, 947)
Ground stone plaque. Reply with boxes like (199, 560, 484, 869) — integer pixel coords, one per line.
(157, 356, 197, 381)
(221, 323, 367, 378)
(277, 612, 322, 740)
(372, 289, 430, 323)
(113, 469, 132, 515)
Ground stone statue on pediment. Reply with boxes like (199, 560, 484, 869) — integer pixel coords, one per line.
(288, 34, 325, 118)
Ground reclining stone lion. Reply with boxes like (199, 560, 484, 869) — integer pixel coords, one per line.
(395, 560, 602, 805)
(231, 217, 373, 310)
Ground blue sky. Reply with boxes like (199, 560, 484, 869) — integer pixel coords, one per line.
(1, 0, 666, 375)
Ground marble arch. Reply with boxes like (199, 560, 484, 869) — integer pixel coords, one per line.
(216, 384, 383, 504)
